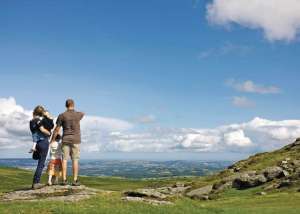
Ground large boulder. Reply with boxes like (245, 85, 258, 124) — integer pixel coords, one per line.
(124, 183, 191, 200)
(232, 174, 267, 189)
(186, 185, 213, 200)
(124, 189, 167, 199)
(222, 171, 256, 183)
(262, 166, 285, 181)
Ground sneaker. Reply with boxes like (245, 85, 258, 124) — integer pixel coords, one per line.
(32, 183, 45, 190)
(61, 180, 68, 186)
(72, 180, 81, 186)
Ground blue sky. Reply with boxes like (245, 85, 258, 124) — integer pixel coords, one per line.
(1, 0, 300, 159)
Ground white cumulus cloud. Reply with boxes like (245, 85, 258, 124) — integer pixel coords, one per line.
(0, 97, 32, 150)
(227, 79, 281, 94)
(206, 0, 300, 42)
(0, 97, 300, 156)
(224, 130, 252, 147)
(0, 97, 133, 152)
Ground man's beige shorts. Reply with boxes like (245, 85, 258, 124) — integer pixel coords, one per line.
(61, 144, 80, 160)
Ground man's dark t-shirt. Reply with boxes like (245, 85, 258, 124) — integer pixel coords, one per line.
(56, 110, 84, 144)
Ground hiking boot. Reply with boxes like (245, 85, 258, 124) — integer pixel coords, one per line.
(61, 180, 68, 186)
(52, 180, 59, 186)
(32, 183, 45, 190)
(72, 180, 81, 186)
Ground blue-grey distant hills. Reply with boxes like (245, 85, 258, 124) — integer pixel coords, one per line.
(0, 159, 231, 179)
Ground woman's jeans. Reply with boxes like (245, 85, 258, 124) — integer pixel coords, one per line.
(33, 138, 49, 184)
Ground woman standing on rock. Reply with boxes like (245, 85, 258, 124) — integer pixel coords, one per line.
(29, 105, 54, 189)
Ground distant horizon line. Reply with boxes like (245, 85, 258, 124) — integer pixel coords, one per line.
(0, 157, 235, 162)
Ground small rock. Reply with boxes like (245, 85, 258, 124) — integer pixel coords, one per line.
(233, 174, 267, 189)
(282, 170, 290, 177)
(283, 164, 290, 169)
(186, 185, 213, 200)
(262, 166, 284, 181)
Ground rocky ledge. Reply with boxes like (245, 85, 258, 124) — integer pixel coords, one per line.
(0, 185, 103, 202)
(122, 182, 191, 205)
(123, 139, 300, 202)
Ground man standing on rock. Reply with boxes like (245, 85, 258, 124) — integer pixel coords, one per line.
(51, 99, 84, 186)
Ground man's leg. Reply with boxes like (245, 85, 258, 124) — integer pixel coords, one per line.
(71, 144, 80, 185)
(72, 160, 79, 181)
(62, 159, 68, 181)
(61, 144, 70, 182)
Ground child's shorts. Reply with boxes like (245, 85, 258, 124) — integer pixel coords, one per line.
(47, 159, 62, 177)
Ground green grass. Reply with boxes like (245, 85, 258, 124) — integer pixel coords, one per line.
(231, 145, 300, 172)
(0, 167, 300, 214)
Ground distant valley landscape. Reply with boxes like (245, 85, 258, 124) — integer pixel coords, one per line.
(0, 159, 231, 179)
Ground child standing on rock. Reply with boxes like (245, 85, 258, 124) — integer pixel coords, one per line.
(47, 134, 63, 186)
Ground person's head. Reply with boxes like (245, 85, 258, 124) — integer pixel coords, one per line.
(33, 105, 45, 117)
(43, 110, 49, 117)
(65, 99, 75, 109)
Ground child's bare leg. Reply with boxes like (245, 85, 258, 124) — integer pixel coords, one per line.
(55, 175, 59, 184)
(48, 175, 52, 185)
(29, 143, 37, 153)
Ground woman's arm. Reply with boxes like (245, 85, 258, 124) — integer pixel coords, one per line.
(39, 126, 51, 136)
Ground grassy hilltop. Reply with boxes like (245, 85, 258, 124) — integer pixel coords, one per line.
(1, 140, 300, 214)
